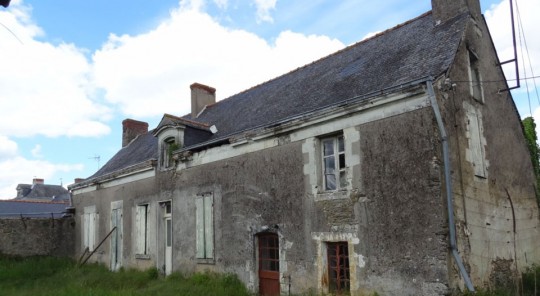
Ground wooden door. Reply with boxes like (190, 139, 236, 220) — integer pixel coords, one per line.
(258, 233, 280, 296)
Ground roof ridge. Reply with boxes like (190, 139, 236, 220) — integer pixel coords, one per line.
(163, 113, 211, 129)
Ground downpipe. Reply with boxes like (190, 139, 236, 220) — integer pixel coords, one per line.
(427, 79, 475, 292)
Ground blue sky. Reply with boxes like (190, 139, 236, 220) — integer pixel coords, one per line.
(0, 0, 538, 198)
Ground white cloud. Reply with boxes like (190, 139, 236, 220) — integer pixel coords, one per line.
(253, 0, 277, 23)
(31, 144, 42, 158)
(0, 145, 84, 199)
(213, 0, 228, 9)
(0, 136, 18, 160)
(485, 0, 540, 83)
(92, 4, 344, 118)
(0, 2, 112, 138)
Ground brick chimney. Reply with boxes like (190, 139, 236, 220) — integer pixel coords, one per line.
(122, 119, 149, 147)
(32, 178, 44, 185)
(431, 0, 481, 24)
(74, 178, 85, 184)
(190, 83, 216, 118)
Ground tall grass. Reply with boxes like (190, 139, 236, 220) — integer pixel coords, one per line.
(460, 265, 540, 296)
(0, 256, 251, 296)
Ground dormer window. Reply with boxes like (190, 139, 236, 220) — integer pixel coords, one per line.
(163, 137, 178, 169)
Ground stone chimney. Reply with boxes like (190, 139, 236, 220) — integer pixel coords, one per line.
(190, 83, 216, 118)
(431, 0, 481, 24)
(74, 178, 85, 184)
(32, 178, 44, 185)
(122, 119, 149, 147)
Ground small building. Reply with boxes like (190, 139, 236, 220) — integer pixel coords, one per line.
(69, 0, 540, 295)
(0, 178, 70, 218)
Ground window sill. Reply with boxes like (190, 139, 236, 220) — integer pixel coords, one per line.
(135, 254, 151, 260)
(196, 258, 215, 265)
(315, 190, 349, 201)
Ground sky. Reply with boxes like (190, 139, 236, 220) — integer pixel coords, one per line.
(0, 0, 538, 199)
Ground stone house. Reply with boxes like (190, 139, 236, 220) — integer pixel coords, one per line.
(69, 0, 540, 295)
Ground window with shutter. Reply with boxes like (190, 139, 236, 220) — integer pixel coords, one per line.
(196, 193, 214, 261)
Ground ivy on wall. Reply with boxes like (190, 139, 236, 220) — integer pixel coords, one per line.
(522, 116, 540, 205)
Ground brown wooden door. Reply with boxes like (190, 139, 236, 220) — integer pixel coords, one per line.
(258, 233, 280, 296)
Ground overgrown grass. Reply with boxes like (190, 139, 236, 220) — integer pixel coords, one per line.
(459, 265, 540, 296)
(0, 255, 251, 296)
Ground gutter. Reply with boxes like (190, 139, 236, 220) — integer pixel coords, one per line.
(427, 79, 475, 292)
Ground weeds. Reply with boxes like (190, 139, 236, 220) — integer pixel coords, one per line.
(0, 255, 251, 296)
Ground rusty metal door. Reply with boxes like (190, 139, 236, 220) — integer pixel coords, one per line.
(258, 233, 280, 296)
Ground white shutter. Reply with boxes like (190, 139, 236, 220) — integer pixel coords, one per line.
(83, 214, 89, 249)
(195, 196, 205, 258)
(204, 194, 214, 259)
(468, 109, 485, 177)
(135, 206, 143, 254)
(89, 213, 96, 251)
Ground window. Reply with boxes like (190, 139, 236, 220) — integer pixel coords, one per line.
(469, 50, 483, 102)
(327, 242, 350, 294)
(135, 204, 149, 256)
(259, 233, 279, 272)
(322, 135, 346, 191)
(162, 137, 178, 168)
(196, 193, 214, 260)
(83, 206, 97, 251)
(467, 108, 486, 177)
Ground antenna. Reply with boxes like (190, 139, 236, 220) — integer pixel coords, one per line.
(89, 155, 101, 170)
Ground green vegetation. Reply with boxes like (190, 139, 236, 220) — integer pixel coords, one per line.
(459, 265, 540, 296)
(0, 255, 251, 296)
(522, 116, 540, 206)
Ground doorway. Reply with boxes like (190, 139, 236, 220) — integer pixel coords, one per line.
(161, 201, 172, 275)
(258, 233, 280, 296)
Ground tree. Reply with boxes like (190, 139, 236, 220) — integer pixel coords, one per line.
(522, 116, 540, 205)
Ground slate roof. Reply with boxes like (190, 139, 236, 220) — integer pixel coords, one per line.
(187, 12, 467, 141)
(75, 11, 469, 185)
(86, 131, 158, 180)
(15, 183, 70, 202)
(0, 200, 68, 218)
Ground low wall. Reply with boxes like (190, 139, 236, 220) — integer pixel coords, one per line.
(0, 217, 75, 257)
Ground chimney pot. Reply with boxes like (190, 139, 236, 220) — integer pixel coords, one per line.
(190, 83, 216, 118)
(122, 119, 149, 147)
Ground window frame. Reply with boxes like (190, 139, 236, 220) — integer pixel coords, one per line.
(468, 50, 484, 103)
(321, 134, 346, 191)
(83, 206, 97, 252)
(135, 204, 149, 257)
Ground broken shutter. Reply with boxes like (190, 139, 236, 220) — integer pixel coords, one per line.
(204, 193, 214, 259)
(195, 196, 205, 258)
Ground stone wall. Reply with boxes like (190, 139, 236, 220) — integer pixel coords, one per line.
(0, 217, 75, 257)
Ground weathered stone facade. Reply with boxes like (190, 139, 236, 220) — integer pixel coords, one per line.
(69, 1, 540, 295)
